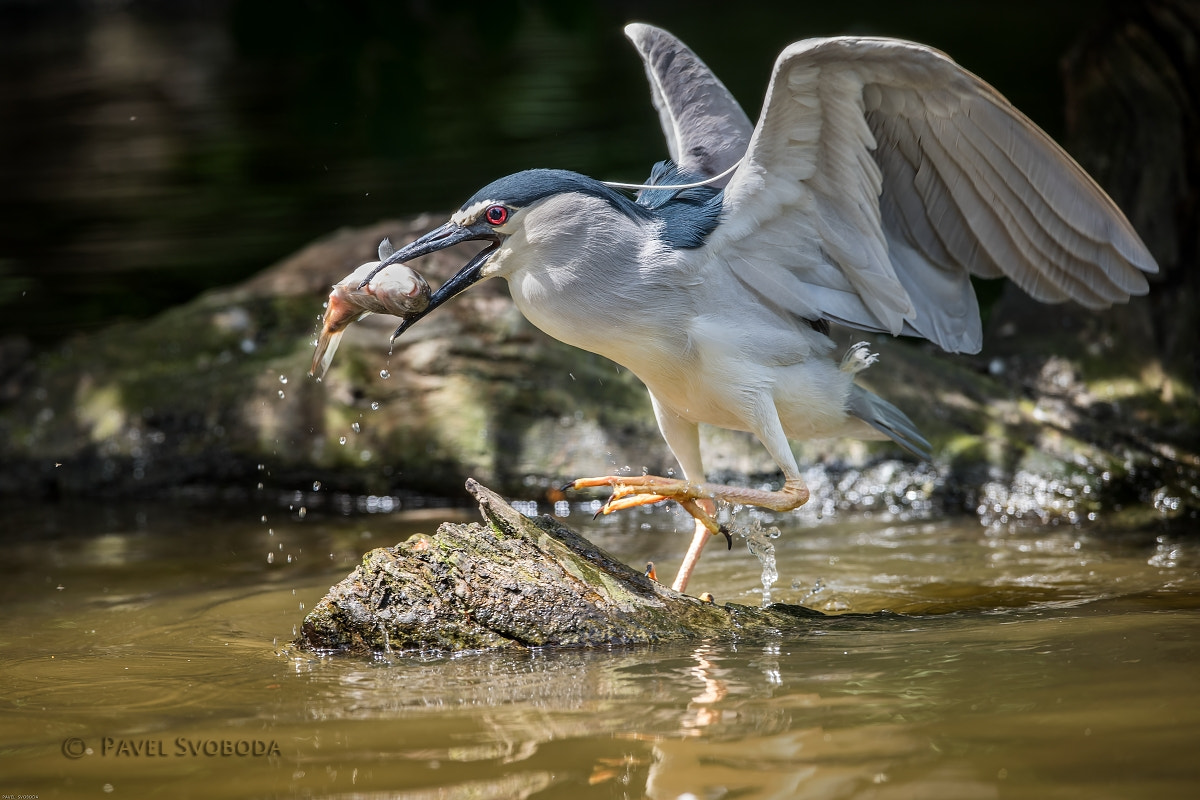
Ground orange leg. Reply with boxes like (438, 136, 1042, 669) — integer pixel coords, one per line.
(674, 516, 713, 592)
(566, 474, 810, 591)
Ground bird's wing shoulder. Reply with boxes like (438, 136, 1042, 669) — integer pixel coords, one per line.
(625, 22, 753, 184)
(711, 36, 1157, 353)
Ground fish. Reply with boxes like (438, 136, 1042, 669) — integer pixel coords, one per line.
(309, 238, 431, 379)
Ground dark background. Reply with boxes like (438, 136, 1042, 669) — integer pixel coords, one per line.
(0, 0, 1110, 346)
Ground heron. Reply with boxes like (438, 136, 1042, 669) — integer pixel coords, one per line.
(355, 24, 1157, 593)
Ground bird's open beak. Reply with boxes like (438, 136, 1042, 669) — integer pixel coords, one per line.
(359, 220, 500, 342)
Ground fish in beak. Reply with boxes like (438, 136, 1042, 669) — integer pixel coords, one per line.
(358, 219, 501, 343)
(309, 238, 431, 379)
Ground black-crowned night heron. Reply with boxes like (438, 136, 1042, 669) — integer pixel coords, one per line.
(355, 24, 1157, 593)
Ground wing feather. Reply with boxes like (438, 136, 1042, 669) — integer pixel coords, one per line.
(710, 36, 1158, 353)
(624, 23, 753, 183)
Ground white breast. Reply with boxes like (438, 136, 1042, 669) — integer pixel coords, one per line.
(497, 193, 695, 370)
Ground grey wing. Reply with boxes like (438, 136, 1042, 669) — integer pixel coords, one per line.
(711, 36, 1158, 354)
(624, 23, 753, 185)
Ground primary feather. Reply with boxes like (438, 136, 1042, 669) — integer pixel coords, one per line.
(636, 33, 1158, 354)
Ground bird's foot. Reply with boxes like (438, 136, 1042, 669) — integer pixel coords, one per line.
(564, 474, 811, 551)
(840, 341, 879, 374)
(566, 474, 732, 547)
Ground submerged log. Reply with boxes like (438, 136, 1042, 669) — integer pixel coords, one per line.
(298, 479, 823, 654)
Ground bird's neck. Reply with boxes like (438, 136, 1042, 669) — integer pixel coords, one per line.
(485, 192, 696, 375)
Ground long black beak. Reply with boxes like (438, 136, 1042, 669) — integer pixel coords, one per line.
(359, 220, 500, 342)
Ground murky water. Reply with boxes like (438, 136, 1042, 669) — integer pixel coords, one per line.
(1, 499, 1197, 799)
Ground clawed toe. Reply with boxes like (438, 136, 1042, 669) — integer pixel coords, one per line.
(566, 475, 726, 538)
(564, 473, 806, 547)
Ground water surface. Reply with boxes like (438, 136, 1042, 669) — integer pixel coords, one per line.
(1, 499, 1197, 798)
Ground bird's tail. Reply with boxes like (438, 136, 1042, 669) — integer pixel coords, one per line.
(846, 385, 932, 461)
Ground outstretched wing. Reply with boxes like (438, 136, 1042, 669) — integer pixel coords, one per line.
(625, 22, 753, 185)
(710, 36, 1158, 353)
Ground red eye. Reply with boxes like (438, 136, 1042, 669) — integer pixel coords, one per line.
(485, 205, 508, 225)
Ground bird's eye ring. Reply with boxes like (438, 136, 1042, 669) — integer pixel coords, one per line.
(485, 205, 509, 226)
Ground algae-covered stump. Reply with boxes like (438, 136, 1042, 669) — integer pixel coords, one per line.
(298, 479, 823, 654)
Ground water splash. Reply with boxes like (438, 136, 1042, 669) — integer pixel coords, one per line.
(742, 519, 781, 608)
(795, 577, 823, 599)
(977, 469, 1097, 528)
(1149, 535, 1181, 568)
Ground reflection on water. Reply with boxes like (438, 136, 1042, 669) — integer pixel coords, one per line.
(1, 499, 1198, 798)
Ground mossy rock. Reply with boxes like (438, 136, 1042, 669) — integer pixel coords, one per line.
(297, 480, 825, 654)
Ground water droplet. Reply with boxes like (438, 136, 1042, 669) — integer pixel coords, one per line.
(279, 374, 288, 384)
(379, 369, 391, 380)
(312, 481, 322, 491)
(298, 507, 307, 519)
(351, 422, 361, 433)
(370, 401, 380, 411)
(744, 520, 780, 608)
(268, 528, 274, 536)
(338, 436, 347, 446)
(267, 552, 274, 564)
(278, 390, 285, 399)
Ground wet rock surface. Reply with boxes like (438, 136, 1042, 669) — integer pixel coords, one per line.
(297, 480, 824, 654)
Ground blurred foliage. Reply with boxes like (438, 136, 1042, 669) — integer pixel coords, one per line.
(0, 0, 1099, 344)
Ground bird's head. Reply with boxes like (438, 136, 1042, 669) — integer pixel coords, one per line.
(365, 168, 644, 342)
